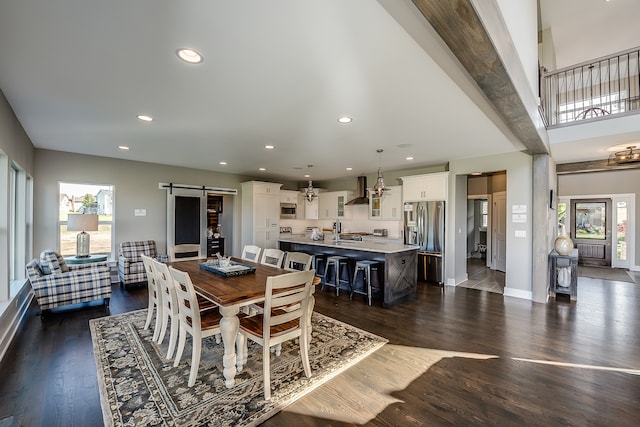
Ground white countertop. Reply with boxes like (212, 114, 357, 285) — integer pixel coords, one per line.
(279, 236, 418, 254)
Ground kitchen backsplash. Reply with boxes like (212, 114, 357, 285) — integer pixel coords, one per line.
(280, 205, 403, 238)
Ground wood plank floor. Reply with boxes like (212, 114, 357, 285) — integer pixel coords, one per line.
(1, 274, 639, 426)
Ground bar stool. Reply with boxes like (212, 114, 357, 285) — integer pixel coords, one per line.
(352, 260, 381, 306)
(312, 254, 327, 283)
(322, 256, 351, 296)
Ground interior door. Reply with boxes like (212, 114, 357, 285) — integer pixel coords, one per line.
(492, 192, 507, 272)
(570, 198, 612, 266)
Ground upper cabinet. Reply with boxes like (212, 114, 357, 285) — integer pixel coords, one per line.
(369, 185, 402, 220)
(318, 191, 353, 219)
(241, 181, 282, 250)
(279, 190, 299, 204)
(401, 172, 449, 202)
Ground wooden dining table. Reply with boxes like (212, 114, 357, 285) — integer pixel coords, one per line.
(168, 257, 317, 388)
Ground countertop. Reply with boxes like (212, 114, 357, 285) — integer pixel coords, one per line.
(279, 236, 418, 254)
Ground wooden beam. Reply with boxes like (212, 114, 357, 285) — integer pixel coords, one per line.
(556, 159, 640, 174)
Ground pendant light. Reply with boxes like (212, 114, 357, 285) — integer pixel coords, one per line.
(303, 165, 317, 202)
(608, 145, 640, 165)
(372, 149, 387, 197)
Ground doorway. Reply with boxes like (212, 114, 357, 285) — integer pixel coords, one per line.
(570, 198, 612, 266)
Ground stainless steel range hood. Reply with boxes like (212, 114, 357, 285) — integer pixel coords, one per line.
(346, 176, 369, 205)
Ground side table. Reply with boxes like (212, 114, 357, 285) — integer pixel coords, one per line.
(549, 249, 578, 300)
(64, 254, 108, 265)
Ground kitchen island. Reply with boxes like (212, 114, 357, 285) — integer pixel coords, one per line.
(279, 236, 418, 308)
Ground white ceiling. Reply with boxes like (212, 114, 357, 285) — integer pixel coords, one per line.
(0, 1, 638, 182)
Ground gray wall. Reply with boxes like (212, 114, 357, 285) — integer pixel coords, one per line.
(33, 149, 298, 259)
(558, 168, 640, 266)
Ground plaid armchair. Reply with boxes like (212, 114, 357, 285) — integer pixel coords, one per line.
(118, 240, 157, 288)
(26, 250, 111, 315)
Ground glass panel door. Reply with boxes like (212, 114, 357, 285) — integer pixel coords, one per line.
(570, 199, 612, 266)
(615, 200, 628, 266)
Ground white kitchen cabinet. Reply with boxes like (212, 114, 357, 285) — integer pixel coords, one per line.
(241, 181, 282, 250)
(303, 196, 318, 220)
(401, 172, 449, 201)
(279, 190, 299, 204)
(369, 185, 402, 220)
(318, 191, 353, 220)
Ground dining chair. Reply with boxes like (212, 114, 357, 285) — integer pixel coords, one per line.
(169, 244, 202, 262)
(260, 248, 285, 268)
(241, 245, 262, 262)
(282, 251, 313, 271)
(141, 254, 163, 341)
(153, 259, 181, 359)
(169, 267, 224, 387)
(237, 269, 315, 400)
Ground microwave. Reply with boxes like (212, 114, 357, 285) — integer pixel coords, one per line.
(280, 203, 297, 219)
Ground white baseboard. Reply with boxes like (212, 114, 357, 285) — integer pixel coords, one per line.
(503, 286, 532, 300)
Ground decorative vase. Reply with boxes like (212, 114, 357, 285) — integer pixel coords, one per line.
(554, 224, 574, 256)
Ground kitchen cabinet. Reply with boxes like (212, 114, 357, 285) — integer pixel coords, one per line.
(401, 172, 449, 202)
(241, 181, 282, 250)
(369, 185, 401, 220)
(319, 191, 353, 220)
(303, 195, 318, 220)
(279, 190, 299, 204)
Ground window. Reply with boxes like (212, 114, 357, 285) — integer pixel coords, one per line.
(59, 182, 114, 257)
(481, 200, 488, 228)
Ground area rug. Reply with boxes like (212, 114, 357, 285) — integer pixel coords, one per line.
(90, 309, 387, 426)
(578, 266, 635, 283)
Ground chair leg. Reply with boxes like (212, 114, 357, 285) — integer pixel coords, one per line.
(263, 344, 271, 400)
(144, 303, 154, 330)
(152, 307, 162, 342)
(157, 311, 169, 344)
(167, 316, 179, 359)
(173, 325, 187, 368)
(188, 338, 201, 387)
(300, 331, 312, 378)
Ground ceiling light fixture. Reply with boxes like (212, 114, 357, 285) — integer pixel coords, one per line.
(372, 149, 387, 197)
(219, 161, 227, 165)
(346, 167, 353, 171)
(137, 115, 153, 122)
(264, 145, 275, 149)
(176, 48, 203, 64)
(405, 156, 414, 161)
(303, 165, 317, 202)
(608, 145, 640, 165)
(259, 167, 266, 171)
(118, 145, 130, 150)
(337, 116, 352, 124)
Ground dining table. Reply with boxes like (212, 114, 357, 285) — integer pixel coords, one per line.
(168, 257, 317, 388)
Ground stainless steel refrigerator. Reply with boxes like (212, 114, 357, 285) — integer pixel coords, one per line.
(404, 201, 445, 284)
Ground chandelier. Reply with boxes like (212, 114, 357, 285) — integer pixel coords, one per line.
(372, 149, 387, 197)
(303, 165, 317, 202)
(608, 146, 640, 166)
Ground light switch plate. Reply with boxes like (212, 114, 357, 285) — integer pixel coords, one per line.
(134, 209, 146, 216)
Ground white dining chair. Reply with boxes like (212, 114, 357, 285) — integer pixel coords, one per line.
(237, 269, 315, 400)
(141, 254, 163, 342)
(241, 245, 262, 262)
(282, 251, 313, 271)
(260, 248, 285, 268)
(153, 259, 181, 359)
(169, 244, 202, 262)
(169, 267, 223, 387)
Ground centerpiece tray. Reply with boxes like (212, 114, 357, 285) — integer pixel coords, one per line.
(199, 261, 256, 277)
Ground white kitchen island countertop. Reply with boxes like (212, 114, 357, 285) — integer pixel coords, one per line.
(278, 236, 418, 254)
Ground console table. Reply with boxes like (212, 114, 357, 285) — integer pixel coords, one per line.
(549, 249, 578, 300)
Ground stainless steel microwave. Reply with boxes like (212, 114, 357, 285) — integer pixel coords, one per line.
(280, 203, 297, 219)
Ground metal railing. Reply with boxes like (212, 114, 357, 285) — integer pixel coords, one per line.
(541, 47, 640, 127)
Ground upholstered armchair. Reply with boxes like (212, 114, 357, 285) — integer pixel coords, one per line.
(26, 249, 111, 317)
(118, 240, 157, 289)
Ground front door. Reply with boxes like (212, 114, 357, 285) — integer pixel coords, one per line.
(570, 198, 612, 266)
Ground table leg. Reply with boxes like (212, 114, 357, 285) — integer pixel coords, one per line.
(219, 305, 240, 388)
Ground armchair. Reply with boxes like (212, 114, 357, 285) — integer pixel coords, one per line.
(26, 249, 111, 318)
(118, 240, 157, 289)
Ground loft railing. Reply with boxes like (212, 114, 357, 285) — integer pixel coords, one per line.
(541, 47, 640, 127)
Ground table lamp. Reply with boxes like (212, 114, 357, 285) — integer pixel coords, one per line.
(67, 214, 99, 258)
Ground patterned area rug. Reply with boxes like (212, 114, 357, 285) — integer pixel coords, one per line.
(90, 309, 387, 426)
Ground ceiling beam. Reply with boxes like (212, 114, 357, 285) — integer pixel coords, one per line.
(557, 159, 640, 175)
(411, 0, 549, 155)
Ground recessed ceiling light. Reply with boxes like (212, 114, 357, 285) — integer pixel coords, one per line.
(219, 161, 227, 165)
(304, 174, 310, 178)
(176, 48, 203, 64)
(405, 156, 414, 161)
(470, 172, 482, 176)
(264, 145, 275, 150)
(337, 116, 352, 124)
(259, 167, 266, 171)
(137, 115, 153, 122)
(346, 167, 353, 171)
(118, 145, 130, 150)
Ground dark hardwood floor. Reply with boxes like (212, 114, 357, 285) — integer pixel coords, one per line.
(1, 275, 639, 426)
